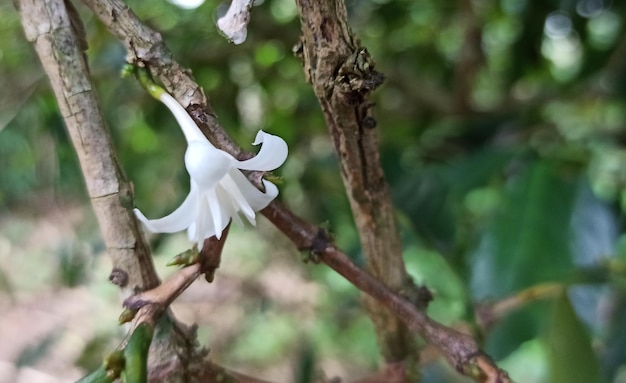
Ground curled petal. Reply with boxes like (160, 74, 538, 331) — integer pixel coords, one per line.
(235, 130, 288, 171)
(158, 92, 207, 144)
(258, 180, 279, 209)
(134, 184, 199, 233)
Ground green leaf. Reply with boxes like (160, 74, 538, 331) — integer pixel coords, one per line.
(474, 160, 578, 357)
(392, 148, 513, 253)
(472, 160, 577, 298)
(546, 293, 603, 383)
(229, 313, 299, 365)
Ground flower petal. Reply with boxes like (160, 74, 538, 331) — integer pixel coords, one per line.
(227, 169, 278, 220)
(190, 192, 213, 248)
(134, 183, 199, 233)
(220, 172, 255, 221)
(206, 187, 230, 239)
(158, 92, 207, 144)
(216, 185, 245, 227)
(188, 222, 197, 241)
(185, 141, 232, 189)
(188, 188, 232, 247)
(215, 186, 237, 230)
(235, 130, 288, 171)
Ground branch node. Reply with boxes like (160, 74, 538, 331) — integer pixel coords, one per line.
(109, 267, 129, 287)
(400, 283, 433, 311)
(335, 48, 385, 102)
(189, 104, 217, 127)
(362, 115, 377, 129)
(123, 296, 150, 311)
(303, 227, 331, 264)
(464, 352, 511, 383)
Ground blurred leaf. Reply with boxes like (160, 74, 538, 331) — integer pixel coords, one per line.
(293, 339, 316, 383)
(0, 77, 41, 132)
(0, 267, 12, 296)
(498, 339, 548, 383)
(474, 160, 578, 357)
(392, 148, 513, 254)
(0, 127, 37, 206)
(600, 293, 626, 382)
(546, 293, 603, 383)
(76, 335, 116, 372)
(16, 333, 58, 367)
(310, 310, 379, 368)
(472, 160, 577, 298)
(229, 313, 298, 365)
(57, 243, 90, 287)
(486, 300, 551, 360)
(394, 166, 456, 250)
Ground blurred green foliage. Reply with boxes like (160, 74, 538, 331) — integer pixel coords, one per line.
(3, 0, 626, 381)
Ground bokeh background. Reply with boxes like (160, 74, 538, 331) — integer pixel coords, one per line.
(2, 0, 626, 382)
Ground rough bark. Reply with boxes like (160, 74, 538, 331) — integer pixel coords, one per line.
(16, 0, 159, 295)
(293, 0, 416, 363)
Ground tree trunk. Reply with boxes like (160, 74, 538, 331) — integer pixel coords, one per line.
(294, 0, 418, 365)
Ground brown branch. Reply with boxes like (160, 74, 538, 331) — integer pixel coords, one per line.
(124, 264, 202, 313)
(293, 0, 417, 364)
(200, 223, 230, 282)
(15, 0, 159, 295)
(78, 0, 510, 381)
(453, 0, 485, 115)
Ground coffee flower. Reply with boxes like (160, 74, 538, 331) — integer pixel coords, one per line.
(134, 85, 287, 248)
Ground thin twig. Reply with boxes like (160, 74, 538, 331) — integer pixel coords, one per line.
(476, 283, 565, 331)
(124, 264, 202, 312)
(200, 223, 230, 282)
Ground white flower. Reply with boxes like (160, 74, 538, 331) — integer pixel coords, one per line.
(134, 87, 288, 248)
